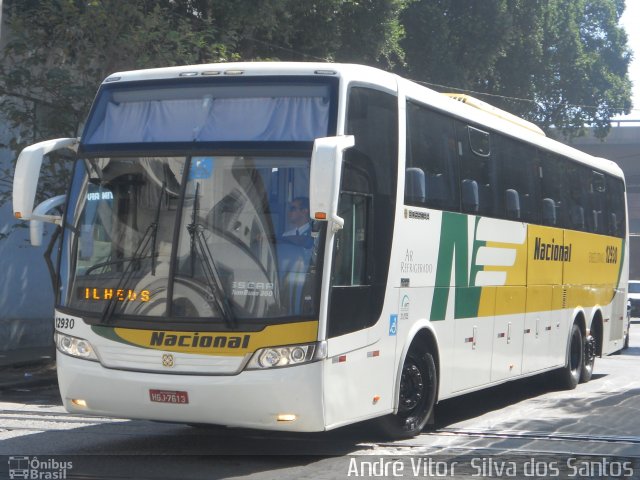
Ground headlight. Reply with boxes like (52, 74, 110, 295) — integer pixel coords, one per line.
(246, 341, 326, 370)
(55, 332, 98, 361)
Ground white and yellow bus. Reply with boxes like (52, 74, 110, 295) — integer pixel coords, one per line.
(13, 63, 628, 438)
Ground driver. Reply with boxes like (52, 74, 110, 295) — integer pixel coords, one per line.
(283, 196, 311, 237)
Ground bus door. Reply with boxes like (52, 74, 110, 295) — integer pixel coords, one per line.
(322, 85, 399, 428)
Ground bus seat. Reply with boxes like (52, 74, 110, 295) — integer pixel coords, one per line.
(405, 167, 426, 204)
(461, 179, 479, 213)
(570, 205, 585, 230)
(505, 189, 521, 220)
(428, 173, 447, 203)
(542, 198, 556, 226)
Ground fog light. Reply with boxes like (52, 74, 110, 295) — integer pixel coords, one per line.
(277, 414, 297, 422)
(71, 399, 87, 407)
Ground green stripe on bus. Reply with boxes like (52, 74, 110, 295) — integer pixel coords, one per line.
(431, 213, 484, 321)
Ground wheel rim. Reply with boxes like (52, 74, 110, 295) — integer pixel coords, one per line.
(398, 359, 425, 415)
(584, 335, 595, 366)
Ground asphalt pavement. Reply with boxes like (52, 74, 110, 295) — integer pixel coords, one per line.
(0, 359, 57, 390)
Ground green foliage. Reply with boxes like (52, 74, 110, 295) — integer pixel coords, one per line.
(399, 0, 632, 139)
(0, 0, 232, 205)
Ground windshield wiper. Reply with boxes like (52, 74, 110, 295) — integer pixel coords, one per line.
(187, 183, 237, 329)
(99, 186, 165, 324)
(85, 184, 166, 278)
(150, 182, 166, 275)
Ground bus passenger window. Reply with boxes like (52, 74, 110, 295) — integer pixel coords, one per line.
(405, 102, 459, 211)
(539, 151, 566, 228)
(591, 171, 607, 234)
(496, 135, 539, 223)
(456, 122, 499, 217)
(468, 126, 491, 156)
(607, 177, 626, 238)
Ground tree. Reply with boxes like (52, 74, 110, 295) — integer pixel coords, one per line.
(400, 0, 632, 139)
(0, 0, 232, 208)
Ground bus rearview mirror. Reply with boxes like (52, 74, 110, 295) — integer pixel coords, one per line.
(13, 137, 78, 222)
(309, 135, 354, 232)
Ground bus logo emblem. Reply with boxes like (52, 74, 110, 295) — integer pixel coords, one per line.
(162, 353, 175, 368)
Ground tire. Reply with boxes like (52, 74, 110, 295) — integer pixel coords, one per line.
(557, 323, 583, 390)
(580, 334, 595, 383)
(623, 323, 630, 350)
(377, 347, 437, 440)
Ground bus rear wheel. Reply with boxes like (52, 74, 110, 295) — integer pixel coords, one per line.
(580, 334, 596, 383)
(557, 323, 583, 390)
(377, 347, 437, 439)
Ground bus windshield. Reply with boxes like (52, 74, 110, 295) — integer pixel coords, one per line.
(59, 155, 324, 325)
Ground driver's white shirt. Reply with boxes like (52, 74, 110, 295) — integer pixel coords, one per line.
(283, 222, 311, 237)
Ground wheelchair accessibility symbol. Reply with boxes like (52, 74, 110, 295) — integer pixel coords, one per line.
(389, 314, 398, 336)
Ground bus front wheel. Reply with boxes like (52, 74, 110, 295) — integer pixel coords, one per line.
(377, 347, 437, 439)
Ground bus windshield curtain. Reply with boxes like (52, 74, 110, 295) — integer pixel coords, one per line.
(84, 96, 330, 144)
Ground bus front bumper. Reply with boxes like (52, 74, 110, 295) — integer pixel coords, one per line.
(56, 352, 326, 432)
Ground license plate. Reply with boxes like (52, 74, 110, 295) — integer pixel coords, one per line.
(149, 389, 189, 404)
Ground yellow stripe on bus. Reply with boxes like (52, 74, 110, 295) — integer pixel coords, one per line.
(111, 320, 319, 356)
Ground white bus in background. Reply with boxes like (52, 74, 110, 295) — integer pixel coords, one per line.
(13, 62, 628, 438)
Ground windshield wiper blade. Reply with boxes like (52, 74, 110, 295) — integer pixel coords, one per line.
(188, 224, 238, 329)
(187, 183, 237, 329)
(99, 221, 158, 323)
(150, 182, 166, 275)
(99, 186, 165, 324)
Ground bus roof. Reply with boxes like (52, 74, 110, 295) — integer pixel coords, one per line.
(102, 62, 395, 84)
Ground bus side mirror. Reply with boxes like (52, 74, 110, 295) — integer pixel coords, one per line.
(309, 135, 354, 232)
(13, 137, 78, 222)
(30, 195, 67, 247)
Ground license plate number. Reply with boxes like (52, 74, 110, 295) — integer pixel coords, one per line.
(149, 389, 189, 404)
